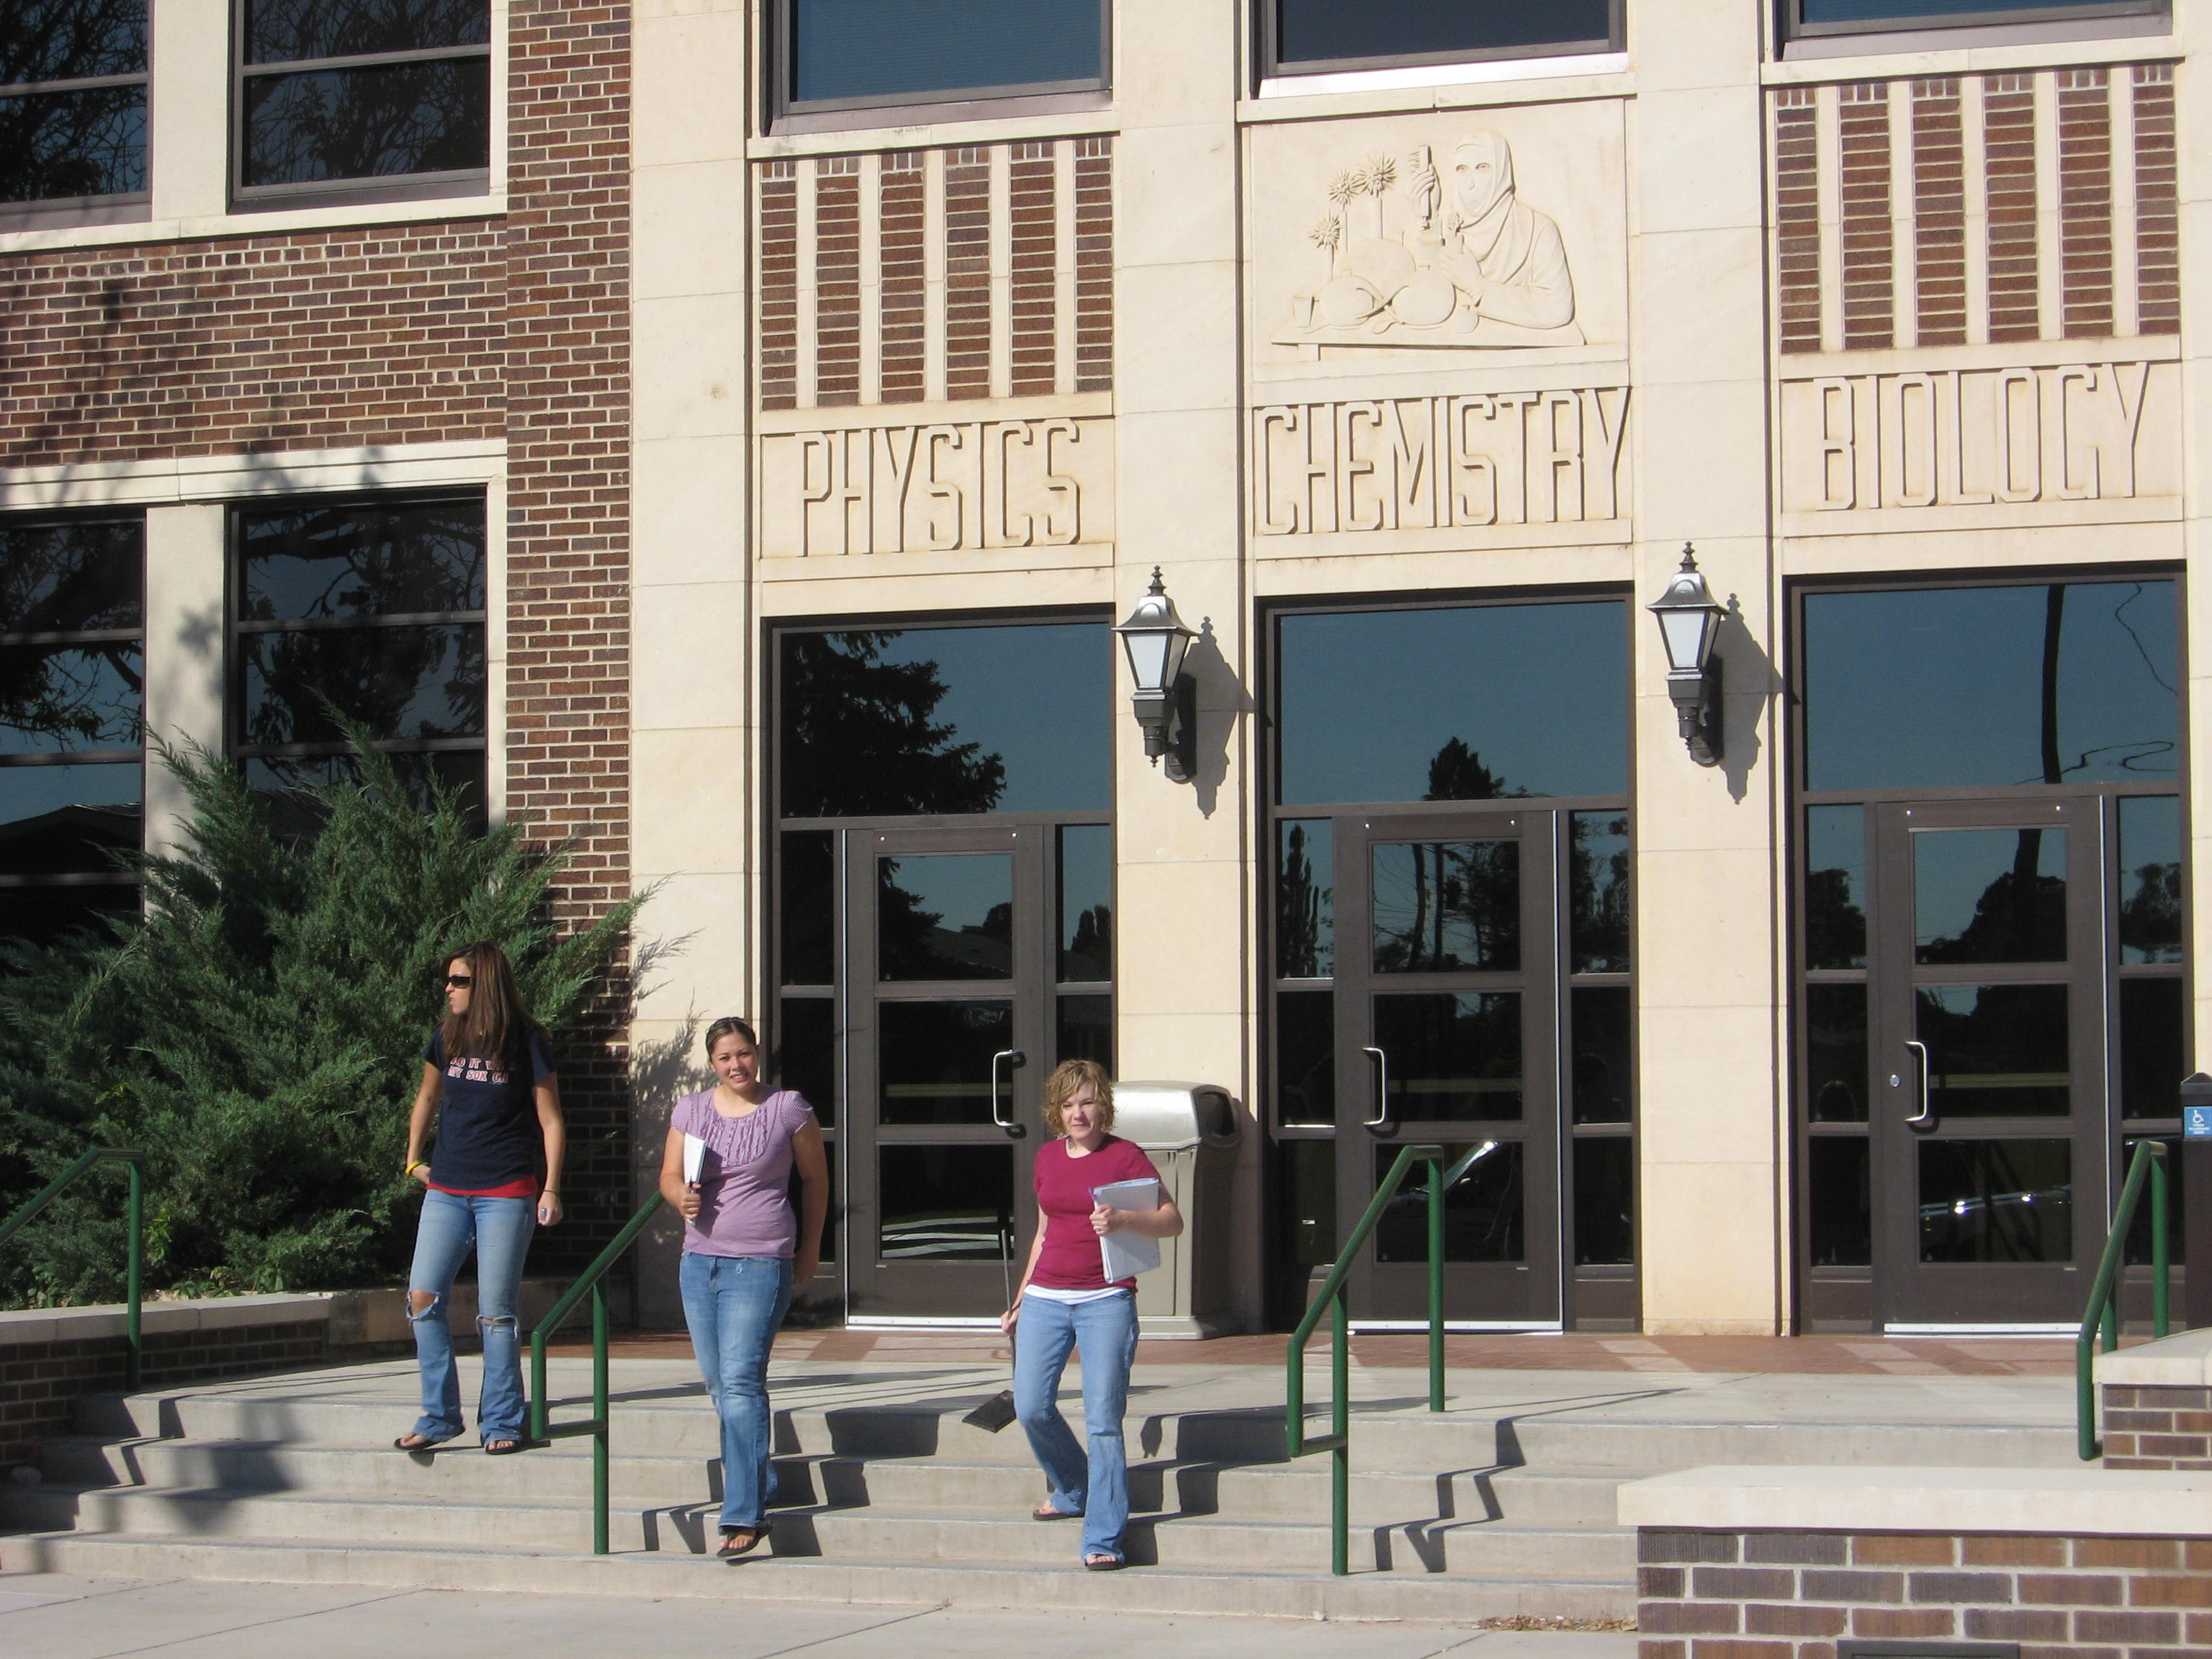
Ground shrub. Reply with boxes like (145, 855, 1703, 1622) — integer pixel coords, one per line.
(0, 737, 646, 1306)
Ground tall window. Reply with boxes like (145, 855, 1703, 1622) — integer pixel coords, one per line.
(235, 0, 492, 205)
(773, 0, 1107, 118)
(1786, 0, 2161, 43)
(229, 495, 487, 809)
(1263, 0, 1618, 80)
(0, 0, 148, 220)
(0, 518, 144, 945)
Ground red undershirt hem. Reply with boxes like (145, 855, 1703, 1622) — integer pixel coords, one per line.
(427, 1177, 539, 1199)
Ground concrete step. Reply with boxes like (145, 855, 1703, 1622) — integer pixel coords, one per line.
(7, 1480, 1636, 1576)
(3, 1529, 1637, 1623)
(34, 1435, 1626, 1527)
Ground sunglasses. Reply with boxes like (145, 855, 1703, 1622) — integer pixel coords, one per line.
(445, 974, 474, 989)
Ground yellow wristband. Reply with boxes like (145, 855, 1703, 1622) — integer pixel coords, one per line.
(405, 1160, 426, 1175)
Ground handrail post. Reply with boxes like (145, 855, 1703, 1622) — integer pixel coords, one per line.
(2151, 1146, 2171, 1339)
(124, 1159, 143, 1391)
(1426, 1152, 1444, 1413)
(1331, 1290, 1348, 1578)
(592, 1279, 610, 1557)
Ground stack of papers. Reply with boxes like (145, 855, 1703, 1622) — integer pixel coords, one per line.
(1091, 1177, 1164, 1280)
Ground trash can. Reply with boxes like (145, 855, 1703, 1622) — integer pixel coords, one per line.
(1114, 1082, 1241, 1339)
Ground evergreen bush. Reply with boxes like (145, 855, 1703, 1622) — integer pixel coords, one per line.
(0, 736, 646, 1307)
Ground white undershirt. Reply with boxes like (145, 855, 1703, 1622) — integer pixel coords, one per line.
(1020, 1284, 1128, 1305)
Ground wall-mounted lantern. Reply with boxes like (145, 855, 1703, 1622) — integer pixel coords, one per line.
(1113, 567, 1198, 783)
(1647, 544, 1725, 768)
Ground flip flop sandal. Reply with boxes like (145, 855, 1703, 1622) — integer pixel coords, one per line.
(718, 1526, 768, 1560)
(1083, 1552, 1125, 1571)
(392, 1433, 454, 1452)
(1033, 1504, 1082, 1521)
(482, 1438, 524, 1455)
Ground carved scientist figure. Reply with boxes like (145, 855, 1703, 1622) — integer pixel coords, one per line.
(1287, 127, 1582, 349)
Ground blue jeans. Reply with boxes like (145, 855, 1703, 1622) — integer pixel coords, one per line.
(679, 1251, 794, 1530)
(408, 1190, 536, 1444)
(1012, 1290, 1139, 1562)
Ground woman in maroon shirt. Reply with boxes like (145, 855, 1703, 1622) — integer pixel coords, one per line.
(1002, 1058, 1183, 1570)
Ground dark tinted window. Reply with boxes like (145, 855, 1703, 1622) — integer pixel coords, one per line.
(1798, 0, 2147, 27)
(787, 0, 1104, 107)
(1804, 581, 2177, 793)
(780, 622, 1111, 819)
(0, 0, 148, 205)
(0, 518, 143, 943)
(230, 497, 487, 804)
(1274, 0, 1612, 71)
(238, 0, 489, 193)
(1277, 601, 1628, 805)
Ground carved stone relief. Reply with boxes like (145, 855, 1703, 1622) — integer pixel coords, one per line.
(1779, 356, 2179, 520)
(1251, 389, 1628, 538)
(1249, 104, 1626, 371)
(760, 416, 1112, 558)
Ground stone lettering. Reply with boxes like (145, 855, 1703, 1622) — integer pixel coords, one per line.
(762, 417, 1112, 557)
(1252, 389, 1629, 535)
(1784, 362, 2175, 514)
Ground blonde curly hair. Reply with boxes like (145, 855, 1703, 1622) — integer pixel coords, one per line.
(1041, 1058, 1114, 1137)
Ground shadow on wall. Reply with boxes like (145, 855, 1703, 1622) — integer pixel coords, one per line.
(1182, 620, 1251, 820)
(1717, 595, 1773, 806)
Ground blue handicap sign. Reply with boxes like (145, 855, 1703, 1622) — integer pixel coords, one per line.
(2187, 1105, 2212, 1139)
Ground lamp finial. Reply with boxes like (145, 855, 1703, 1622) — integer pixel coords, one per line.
(1678, 543, 1698, 573)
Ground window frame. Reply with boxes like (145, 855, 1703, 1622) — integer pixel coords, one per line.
(0, 0, 152, 230)
(229, 0, 494, 212)
(0, 511, 148, 935)
(1779, 0, 2164, 47)
(224, 490, 490, 795)
(765, 0, 1112, 125)
(1255, 0, 1624, 83)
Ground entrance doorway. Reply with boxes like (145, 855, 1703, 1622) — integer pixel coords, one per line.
(773, 619, 1113, 1325)
(1267, 597, 1636, 1330)
(1795, 578, 2186, 1331)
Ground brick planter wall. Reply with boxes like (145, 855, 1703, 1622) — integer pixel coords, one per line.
(2103, 1382, 2212, 1470)
(1638, 1527, 2212, 1658)
(1, 1319, 325, 1468)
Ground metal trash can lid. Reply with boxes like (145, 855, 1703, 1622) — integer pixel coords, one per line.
(1113, 1082, 1238, 1151)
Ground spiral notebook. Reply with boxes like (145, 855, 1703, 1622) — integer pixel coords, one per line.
(1090, 1177, 1164, 1281)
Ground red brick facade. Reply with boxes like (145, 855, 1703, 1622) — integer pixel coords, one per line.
(0, 225, 503, 468)
(503, 0, 634, 1266)
(0, 4, 637, 1267)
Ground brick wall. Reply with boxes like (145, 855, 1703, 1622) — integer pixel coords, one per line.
(2102, 1382, 2212, 1470)
(0, 225, 503, 467)
(1639, 1527, 2212, 1658)
(503, 0, 634, 1269)
(0, 1322, 325, 1468)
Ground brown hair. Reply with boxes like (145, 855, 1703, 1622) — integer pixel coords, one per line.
(703, 1017, 758, 1057)
(1042, 1058, 1113, 1137)
(438, 942, 540, 1069)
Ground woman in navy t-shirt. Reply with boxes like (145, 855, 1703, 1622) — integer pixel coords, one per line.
(1002, 1058, 1183, 1570)
(393, 942, 565, 1455)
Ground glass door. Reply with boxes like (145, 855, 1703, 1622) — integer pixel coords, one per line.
(1869, 799, 2104, 1326)
(1332, 809, 1563, 1324)
(842, 824, 1047, 1320)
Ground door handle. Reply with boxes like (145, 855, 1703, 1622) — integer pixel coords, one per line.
(1903, 1040, 1933, 1127)
(992, 1048, 1027, 1138)
(1362, 1046, 1390, 1128)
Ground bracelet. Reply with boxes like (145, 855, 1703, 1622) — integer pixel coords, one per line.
(404, 1160, 426, 1175)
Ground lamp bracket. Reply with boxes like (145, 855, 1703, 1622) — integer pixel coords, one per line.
(1133, 672, 1199, 783)
(1666, 655, 1725, 767)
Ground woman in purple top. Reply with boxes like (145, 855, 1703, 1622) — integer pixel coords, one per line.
(657, 1016, 828, 1559)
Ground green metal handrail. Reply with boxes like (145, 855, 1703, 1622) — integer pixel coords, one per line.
(2077, 1138, 2172, 1460)
(526, 1192, 665, 1554)
(0, 1147, 147, 1389)
(1286, 1140, 1484, 1576)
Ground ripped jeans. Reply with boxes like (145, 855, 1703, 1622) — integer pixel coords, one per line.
(408, 1190, 536, 1444)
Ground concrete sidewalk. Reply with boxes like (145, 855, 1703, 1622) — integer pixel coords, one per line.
(0, 1573, 1636, 1658)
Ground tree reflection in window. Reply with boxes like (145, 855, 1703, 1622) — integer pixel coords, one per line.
(0, 0, 148, 204)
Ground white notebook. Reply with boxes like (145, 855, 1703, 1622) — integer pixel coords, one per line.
(683, 1132, 706, 1186)
(1090, 1177, 1164, 1281)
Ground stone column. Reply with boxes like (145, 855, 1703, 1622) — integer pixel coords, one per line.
(1628, 0, 1786, 1334)
(140, 505, 228, 859)
(1110, 5, 1261, 1325)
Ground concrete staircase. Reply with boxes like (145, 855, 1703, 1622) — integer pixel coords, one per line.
(0, 1357, 2082, 1622)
